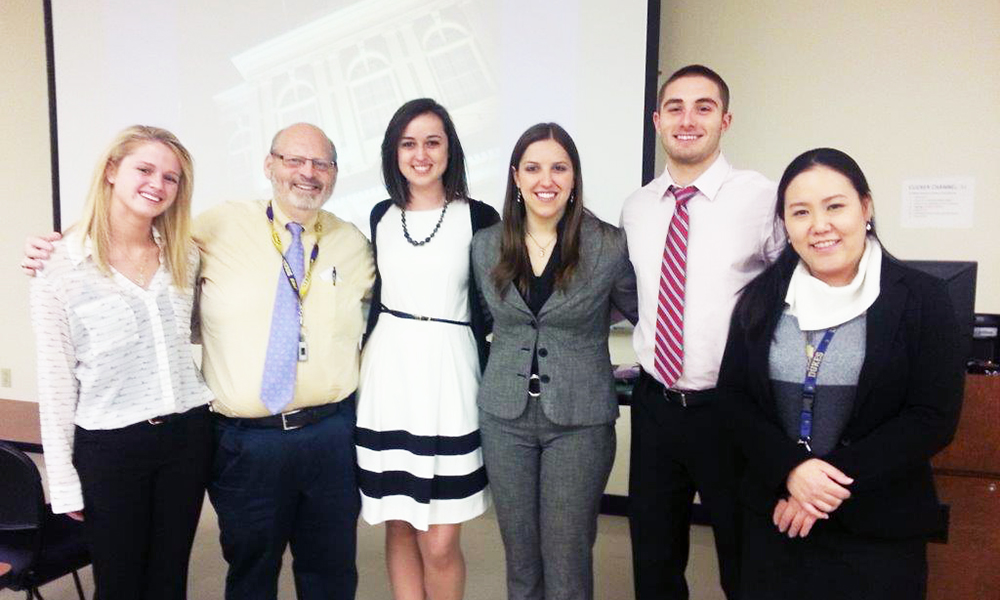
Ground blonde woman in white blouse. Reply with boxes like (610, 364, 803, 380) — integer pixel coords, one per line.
(30, 125, 214, 600)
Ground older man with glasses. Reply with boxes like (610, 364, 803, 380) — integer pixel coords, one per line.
(23, 123, 375, 600)
(195, 123, 373, 600)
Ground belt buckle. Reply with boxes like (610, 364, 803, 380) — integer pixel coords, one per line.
(662, 388, 688, 407)
(281, 409, 303, 431)
(528, 374, 541, 398)
(148, 416, 165, 425)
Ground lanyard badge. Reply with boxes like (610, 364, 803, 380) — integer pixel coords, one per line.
(798, 327, 837, 453)
(267, 202, 322, 360)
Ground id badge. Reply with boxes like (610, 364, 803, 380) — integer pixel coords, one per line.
(298, 335, 309, 362)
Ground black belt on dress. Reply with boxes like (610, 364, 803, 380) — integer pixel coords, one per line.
(639, 369, 713, 408)
(214, 394, 354, 431)
(381, 304, 471, 327)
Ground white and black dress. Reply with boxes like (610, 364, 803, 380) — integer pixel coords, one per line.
(356, 198, 498, 530)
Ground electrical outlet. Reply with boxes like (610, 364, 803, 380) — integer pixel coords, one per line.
(0, 368, 10, 387)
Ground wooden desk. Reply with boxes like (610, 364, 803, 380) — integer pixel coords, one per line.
(0, 398, 42, 451)
(0, 398, 41, 447)
(933, 374, 1000, 476)
(928, 374, 1000, 600)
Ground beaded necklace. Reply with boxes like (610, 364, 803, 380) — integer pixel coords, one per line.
(401, 198, 452, 246)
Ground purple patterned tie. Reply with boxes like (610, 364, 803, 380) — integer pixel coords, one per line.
(260, 222, 304, 414)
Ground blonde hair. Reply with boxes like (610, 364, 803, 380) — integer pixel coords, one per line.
(76, 125, 195, 288)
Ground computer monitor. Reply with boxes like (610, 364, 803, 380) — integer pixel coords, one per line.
(903, 260, 977, 363)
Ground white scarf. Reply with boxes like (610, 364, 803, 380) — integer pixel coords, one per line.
(785, 238, 882, 331)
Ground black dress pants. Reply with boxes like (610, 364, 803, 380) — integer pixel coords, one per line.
(73, 405, 213, 600)
(628, 373, 742, 600)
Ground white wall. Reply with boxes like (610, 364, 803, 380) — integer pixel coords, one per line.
(658, 0, 1000, 313)
(0, 0, 51, 401)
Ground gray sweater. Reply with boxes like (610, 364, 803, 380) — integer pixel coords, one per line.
(768, 312, 866, 456)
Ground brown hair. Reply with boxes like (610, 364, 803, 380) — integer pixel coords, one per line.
(491, 123, 585, 298)
(380, 98, 468, 208)
(657, 64, 730, 112)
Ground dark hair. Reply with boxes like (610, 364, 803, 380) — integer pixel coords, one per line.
(775, 147, 872, 221)
(381, 98, 469, 207)
(491, 123, 586, 297)
(657, 64, 730, 113)
(734, 147, 883, 335)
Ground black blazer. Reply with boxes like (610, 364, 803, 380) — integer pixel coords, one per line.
(365, 198, 500, 372)
(717, 255, 964, 539)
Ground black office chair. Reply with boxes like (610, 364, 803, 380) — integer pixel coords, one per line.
(0, 441, 90, 600)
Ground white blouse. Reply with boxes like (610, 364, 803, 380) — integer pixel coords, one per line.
(30, 229, 214, 513)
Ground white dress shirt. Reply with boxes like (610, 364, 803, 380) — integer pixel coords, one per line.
(30, 229, 214, 513)
(620, 153, 784, 390)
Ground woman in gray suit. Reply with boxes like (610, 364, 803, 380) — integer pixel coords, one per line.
(471, 123, 637, 600)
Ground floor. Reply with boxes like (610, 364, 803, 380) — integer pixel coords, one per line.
(3, 455, 726, 600)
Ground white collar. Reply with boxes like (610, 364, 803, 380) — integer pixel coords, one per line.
(785, 238, 882, 331)
(654, 153, 731, 203)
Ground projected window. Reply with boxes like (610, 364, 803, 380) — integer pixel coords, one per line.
(226, 118, 257, 189)
(347, 53, 401, 142)
(423, 24, 491, 107)
(275, 72, 322, 129)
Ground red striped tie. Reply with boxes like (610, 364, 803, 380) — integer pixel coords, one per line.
(654, 185, 697, 387)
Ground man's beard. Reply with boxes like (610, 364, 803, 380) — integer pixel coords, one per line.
(273, 181, 332, 212)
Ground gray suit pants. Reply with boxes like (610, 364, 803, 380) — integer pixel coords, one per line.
(479, 401, 615, 600)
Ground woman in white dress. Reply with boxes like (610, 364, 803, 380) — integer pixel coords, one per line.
(356, 98, 498, 600)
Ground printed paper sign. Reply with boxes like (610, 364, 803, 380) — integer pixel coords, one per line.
(901, 178, 974, 228)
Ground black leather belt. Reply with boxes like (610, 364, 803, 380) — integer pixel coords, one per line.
(215, 394, 354, 431)
(640, 370, 713, 408)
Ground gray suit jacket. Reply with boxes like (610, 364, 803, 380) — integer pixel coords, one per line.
(471, 213, 638, 426)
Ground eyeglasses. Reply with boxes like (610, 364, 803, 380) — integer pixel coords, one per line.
(270, 152, 337, 172)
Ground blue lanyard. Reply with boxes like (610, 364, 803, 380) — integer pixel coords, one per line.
(798, 327, 837, 453)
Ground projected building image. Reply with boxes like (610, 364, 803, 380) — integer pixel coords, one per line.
(213, 0, 504, 234)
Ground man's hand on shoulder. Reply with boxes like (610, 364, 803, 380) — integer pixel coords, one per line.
(21, 231, 62, 276)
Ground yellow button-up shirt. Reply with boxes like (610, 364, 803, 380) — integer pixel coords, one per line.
(193, 199, 374, 418)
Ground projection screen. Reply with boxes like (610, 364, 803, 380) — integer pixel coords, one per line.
(48, 0, 657, 236)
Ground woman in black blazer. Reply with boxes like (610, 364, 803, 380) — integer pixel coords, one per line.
(718, 148, 963, 599)
(471, 123, 637, 600)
